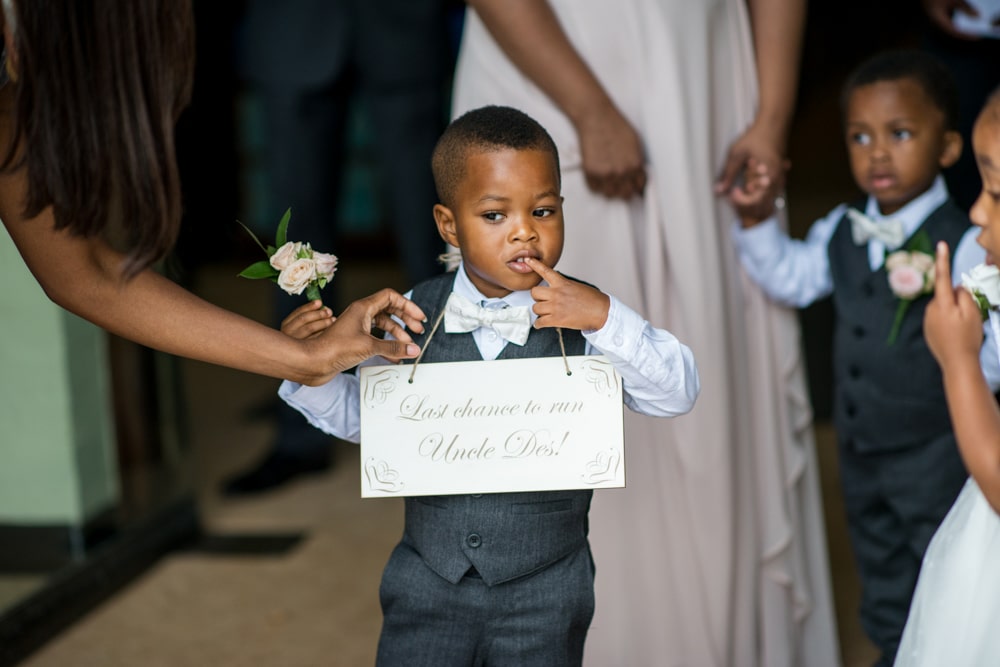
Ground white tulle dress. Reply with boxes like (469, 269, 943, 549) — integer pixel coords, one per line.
(894, 478, 1000, 666)
(895, 313, 1000, 666)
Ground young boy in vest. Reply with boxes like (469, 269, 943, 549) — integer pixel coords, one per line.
(728, 50, 1000, 666)
(277, 105, 700, 666)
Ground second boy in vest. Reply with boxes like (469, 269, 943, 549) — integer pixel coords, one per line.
(729, 50, 1000, 666)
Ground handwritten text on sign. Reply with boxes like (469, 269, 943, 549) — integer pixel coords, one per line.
(358, 355, 624, 497)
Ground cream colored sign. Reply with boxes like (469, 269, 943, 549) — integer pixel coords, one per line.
(358, 355, 624, 497)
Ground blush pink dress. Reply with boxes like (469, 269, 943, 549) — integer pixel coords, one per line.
(451, 1, 840, 665)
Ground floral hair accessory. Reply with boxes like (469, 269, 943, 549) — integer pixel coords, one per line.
(885, 230, 934, 345)
(961, 262, 1000, 322)
(237, 208, 337, 302)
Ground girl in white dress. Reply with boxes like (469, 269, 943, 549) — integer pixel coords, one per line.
(896, 88, 1000, 666)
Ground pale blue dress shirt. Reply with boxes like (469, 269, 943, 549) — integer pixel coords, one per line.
(280, 263, 701, 442)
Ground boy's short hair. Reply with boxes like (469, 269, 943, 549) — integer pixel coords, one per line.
(432, 105, 561, 208)
(840, 50, 959, 131)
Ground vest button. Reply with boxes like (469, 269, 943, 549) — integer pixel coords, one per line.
(849, 365, 861, 379)
(853, 325, 865, 338)
(466, 533, 482, 548)
(863, 283, 875, 297)
(846, 403, 857, 418)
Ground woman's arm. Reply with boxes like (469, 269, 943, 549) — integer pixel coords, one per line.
(716, 0, 806, 194)
(1, 173, 424, 386)
(465, 0, 646, 199)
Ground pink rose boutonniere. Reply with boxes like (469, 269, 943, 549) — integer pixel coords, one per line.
(885, 231, 934, 345)
(238, 208, 338, 302)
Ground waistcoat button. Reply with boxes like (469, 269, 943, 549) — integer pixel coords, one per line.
(466, 533, 482, 548)
(853, 325, 865, 338)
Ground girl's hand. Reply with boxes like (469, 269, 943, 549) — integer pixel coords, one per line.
(925, 241, 984, 368)
(281, 300, 335, 340)
(526, 257, 610, 331)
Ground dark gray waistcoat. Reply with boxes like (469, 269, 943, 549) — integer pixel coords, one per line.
(399, 273, 592, 585)
(828, 200, 969, 452)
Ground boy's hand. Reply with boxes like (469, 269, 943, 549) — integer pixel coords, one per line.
(282, 300, 335, 340)
(925, 241, 984, 369)
(728, 158, 781, 228)
(524, 257, 610, 331)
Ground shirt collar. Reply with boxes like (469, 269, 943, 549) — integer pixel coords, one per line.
(864, 175, 949, 241)
(453, 262, 541, 325)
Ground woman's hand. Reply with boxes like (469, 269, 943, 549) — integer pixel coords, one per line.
(300, 288, 426, 385)
(575, 102, 647, 200)
(922, 0, 986, 40)
(714, 121, 788, 201)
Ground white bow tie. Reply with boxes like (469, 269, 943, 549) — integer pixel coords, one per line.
(443, 292, 533, 346)
(847, 208, 905, 250)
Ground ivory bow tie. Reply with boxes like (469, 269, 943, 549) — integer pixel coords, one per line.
(846, 208, 905, 249)
(443, 292, 533, 346)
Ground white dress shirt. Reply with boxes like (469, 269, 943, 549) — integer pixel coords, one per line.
(280, 264, 701, 443)
(731, 176, 1000, 389)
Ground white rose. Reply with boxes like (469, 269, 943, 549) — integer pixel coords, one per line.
(884, 251, 911, 272)
(270, 241, 302, 271)
(888, 264, 926, 299)
(277, 258, 316, 295)
(909, 251, 934, 274)
(963, 263, 1000, 306)
(313, 251, 338, 279)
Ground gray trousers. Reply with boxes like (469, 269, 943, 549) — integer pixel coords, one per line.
(838, 431, 967, 666)
(376, 539, 595, 667)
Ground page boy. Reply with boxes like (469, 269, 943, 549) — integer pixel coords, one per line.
(728, 50, 1000, 666)
(278, 105, 700, 666)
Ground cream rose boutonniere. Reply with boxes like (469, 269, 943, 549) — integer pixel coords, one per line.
(885, 231, 934, 345)
(961, 262, 1000, 321)
(238, 208, 338, 302)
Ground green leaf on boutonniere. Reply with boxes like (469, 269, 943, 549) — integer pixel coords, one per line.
(237, 219, 269, 256)
(238, 260, 278, 280)
(971, 289, 992, 322)
(905, 229, 933, 255)
(275, 207, 291, 248)
(887, 300, 909, 345)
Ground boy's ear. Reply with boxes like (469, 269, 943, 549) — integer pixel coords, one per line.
(433, 203, 459, 247)
(939, 130, 963, 169)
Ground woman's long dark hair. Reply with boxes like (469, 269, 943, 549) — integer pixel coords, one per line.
(2, 0, 195, 277)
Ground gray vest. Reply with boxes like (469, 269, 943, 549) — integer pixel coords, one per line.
(828, 200, 969, 452)
(398, 273, 591, 586)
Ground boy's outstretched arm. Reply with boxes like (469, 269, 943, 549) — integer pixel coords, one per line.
(281, 300, 335, 340)
(926, 241, 1000, 513)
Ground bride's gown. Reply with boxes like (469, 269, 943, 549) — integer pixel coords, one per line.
(452, 0, 839, 665)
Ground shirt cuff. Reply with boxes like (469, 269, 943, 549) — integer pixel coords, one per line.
(279, 378, 341, 418)
(584, 295, 642, 359)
